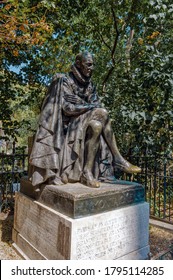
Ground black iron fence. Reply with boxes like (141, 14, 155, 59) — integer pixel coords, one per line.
(0, 151, 28, 212)
(0, 150, 173, 224)
(124, 154, 173, 224)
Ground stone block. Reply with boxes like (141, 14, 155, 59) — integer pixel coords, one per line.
(13, 192, 149, 260)
(20, 177, 145, 218)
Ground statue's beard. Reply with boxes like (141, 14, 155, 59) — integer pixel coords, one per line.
(71, 64, 91, 85)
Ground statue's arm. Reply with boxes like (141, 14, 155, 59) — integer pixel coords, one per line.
(62, 79, 98, 116)
(62, 95, 97, 116)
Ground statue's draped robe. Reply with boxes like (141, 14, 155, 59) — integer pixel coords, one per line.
(30, 71, 113, 186)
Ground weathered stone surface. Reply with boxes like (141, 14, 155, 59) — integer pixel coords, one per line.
(20, 177, 145, 218)
(13, 192, 149, 260)
(13, 192, 72, 260)
(71, 201, 149, 259)
(117, 246, 150, 260)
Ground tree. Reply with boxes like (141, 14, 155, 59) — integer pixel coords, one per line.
(110, 0, 173, 155)
(0, 0, 55, 143)
(0, 0, 54, 58)
(60, 0, 173, 156)
(1, 0, 172, 156)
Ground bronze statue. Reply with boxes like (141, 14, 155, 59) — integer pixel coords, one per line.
(29, 51, 141, 188)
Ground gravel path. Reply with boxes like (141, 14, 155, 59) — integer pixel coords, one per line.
(0, 213, 173, 260)
(0, 213, 22, 260)
(149, 225, 173, 259)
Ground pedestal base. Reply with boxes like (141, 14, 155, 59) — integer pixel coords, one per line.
(20, 177, 145, 218)
(13, 192, 149, 260)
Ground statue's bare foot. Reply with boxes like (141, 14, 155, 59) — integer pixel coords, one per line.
(81, 170, 100, 188)
(114, 159, 141, 174)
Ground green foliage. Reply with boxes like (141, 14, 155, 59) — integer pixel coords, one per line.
(0, 0, 172, 156)
(0, 68, 46, 144)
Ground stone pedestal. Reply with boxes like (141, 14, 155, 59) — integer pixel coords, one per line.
(13, 179, 150, 260)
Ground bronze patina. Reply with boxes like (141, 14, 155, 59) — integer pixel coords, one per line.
(20, 177, 144, 218)
(29, 51, 141, 189)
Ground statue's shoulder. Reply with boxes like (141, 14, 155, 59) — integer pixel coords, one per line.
(52, 73, 65, 82)
(52, 73, 72, 84)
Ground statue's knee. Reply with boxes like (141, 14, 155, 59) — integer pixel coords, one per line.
(89, 120, 102, 134)
(93, 108, 108, 121)
(94, 121, 103, 133)
(100, 108, 108, 116)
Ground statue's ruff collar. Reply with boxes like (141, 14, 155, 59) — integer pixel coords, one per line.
(70, 64, 90, 85)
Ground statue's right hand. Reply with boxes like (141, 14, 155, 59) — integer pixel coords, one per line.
(64, 94, 83, 104)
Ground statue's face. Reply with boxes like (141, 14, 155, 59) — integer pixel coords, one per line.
(78, 55, 94, 78)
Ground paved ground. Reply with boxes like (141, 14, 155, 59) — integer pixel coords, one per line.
(149, 219, 173, 259)
(0, 213, 173, 260)
(0, 213, 22, 260)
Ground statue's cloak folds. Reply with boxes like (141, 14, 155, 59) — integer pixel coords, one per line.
(29, 76, 65, 185)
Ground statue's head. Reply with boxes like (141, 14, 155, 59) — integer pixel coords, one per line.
(75, 51, 94, 78)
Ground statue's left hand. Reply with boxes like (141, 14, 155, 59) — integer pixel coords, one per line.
(64, 94, 84, 104)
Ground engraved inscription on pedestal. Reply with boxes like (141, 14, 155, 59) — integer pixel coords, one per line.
(71, 202, 149, 260)
(13, 192, 149, 260)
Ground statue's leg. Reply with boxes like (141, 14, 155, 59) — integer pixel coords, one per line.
(102, 118, 141, 173)
(81, 120, 102, 188)
(84, 108, 140, 174)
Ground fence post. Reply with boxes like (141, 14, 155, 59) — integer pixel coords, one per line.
(163, 159, 167, 219)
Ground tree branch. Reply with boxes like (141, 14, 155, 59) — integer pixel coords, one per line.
(101, 7, 120, 94)
(97, 31, 112, 52)
(111, 7, 120, 62)
(125, 28, 134, 71)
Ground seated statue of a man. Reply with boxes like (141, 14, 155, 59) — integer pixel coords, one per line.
(29, 51, 141, 188)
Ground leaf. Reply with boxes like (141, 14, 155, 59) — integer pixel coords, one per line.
(149, 14, 158, 20)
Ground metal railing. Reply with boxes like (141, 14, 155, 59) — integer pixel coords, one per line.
(0, 149, 173, 225)
(0, 151, 28, 212)
(124, 154, 173, 224)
